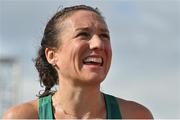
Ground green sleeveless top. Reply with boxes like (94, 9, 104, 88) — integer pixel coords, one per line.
(38, 93, 122, 119)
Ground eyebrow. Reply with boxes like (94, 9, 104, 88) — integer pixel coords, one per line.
(100, 28, 109, 33)
(75, 27, 91, 31)
(75, 27, 109, 33)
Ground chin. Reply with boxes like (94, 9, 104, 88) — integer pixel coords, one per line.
(82, 74, 106, 84)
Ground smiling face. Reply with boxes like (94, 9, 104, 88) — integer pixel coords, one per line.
(54, 10, 112, 86)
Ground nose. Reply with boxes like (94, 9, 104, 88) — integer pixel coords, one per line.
(89, 35, 104, 50)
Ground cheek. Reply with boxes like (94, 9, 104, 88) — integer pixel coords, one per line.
(73, 41, 89, 57)
(105, 42, 112, 59)
(59, 41, 88, 67)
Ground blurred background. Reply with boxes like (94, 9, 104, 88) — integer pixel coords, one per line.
(0, 0, 179, 118)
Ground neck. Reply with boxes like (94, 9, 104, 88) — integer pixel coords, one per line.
(52, 79, 105, 119)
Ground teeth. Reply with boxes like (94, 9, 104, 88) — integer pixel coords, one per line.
(83, 56, 103, 64)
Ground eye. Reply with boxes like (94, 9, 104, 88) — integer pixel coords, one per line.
(77, 32, 90, 38)
(100, 33, 110, 40)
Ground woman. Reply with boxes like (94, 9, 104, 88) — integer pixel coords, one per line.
(3, 5, 153, 119)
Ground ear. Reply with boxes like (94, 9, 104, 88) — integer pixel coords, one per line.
(45, 48, 57, 65)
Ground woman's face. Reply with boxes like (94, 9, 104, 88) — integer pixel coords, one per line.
(55, 10, 112, 85)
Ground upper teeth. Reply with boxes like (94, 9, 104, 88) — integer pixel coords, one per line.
(83, 57, 103, 64)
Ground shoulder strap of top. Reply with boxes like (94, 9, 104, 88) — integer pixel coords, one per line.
(38, 94, 54, 119)
(38, 93, 121, 119)
(103, 93, 122, 119)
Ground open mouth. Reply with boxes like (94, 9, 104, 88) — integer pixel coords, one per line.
(83, 56, 103, 66)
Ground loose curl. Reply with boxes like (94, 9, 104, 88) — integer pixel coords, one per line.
(35, 5, 104, 97)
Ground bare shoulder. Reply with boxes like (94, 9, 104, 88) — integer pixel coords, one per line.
(2, 99, 38, 119)
(117, 97, 153, 119)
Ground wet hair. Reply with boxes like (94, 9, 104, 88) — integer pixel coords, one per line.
(35, 5, 104, 97)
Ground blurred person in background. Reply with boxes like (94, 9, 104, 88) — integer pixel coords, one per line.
(3, 5, 153, 119)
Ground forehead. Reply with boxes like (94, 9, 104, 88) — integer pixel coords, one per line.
(63, 10, 108, 31)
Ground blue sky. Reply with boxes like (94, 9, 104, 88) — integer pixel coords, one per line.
(0, 0, 180, 118)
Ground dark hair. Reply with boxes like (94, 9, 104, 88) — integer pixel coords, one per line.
(35, 5, 104, 97)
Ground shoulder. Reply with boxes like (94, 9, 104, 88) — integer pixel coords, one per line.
(2, 99, 38, 119)
(116, 97, 153, 119)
